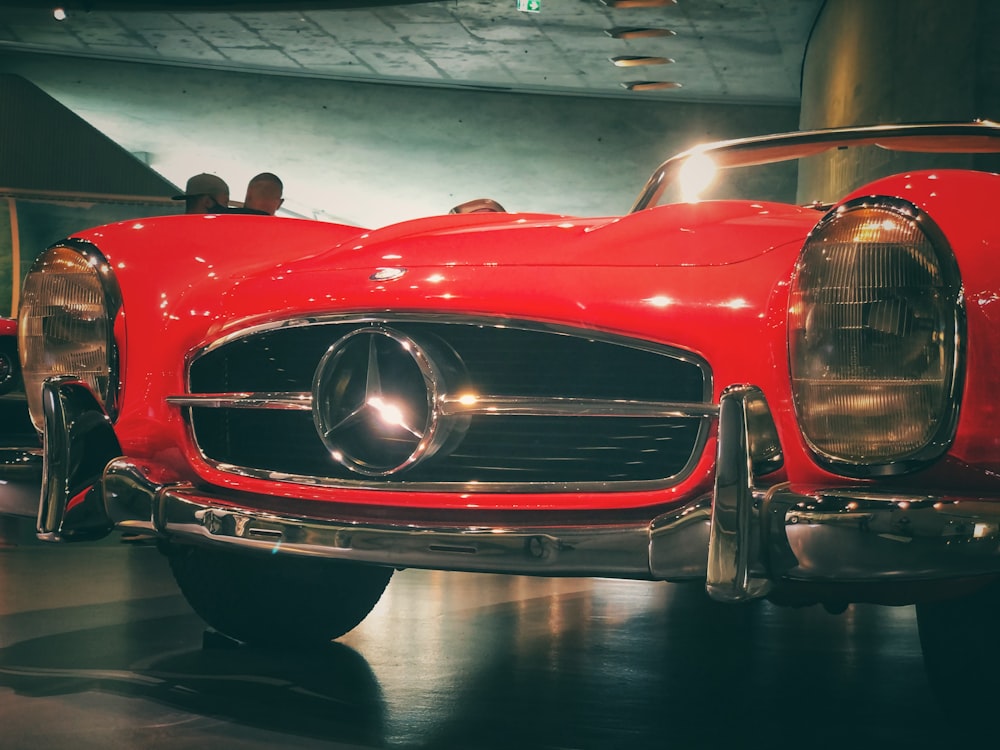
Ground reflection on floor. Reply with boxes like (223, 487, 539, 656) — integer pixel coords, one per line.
(0, 515, 955, 750)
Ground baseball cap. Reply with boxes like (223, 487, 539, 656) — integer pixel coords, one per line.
(449, 198, 506, 214)
(172, 173, 229, 200)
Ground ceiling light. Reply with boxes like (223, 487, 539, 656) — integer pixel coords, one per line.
(601, 0, 678, 8)
(611, 56, 674, 67)
(52, 7, 67, 21)
(606, 28, 677, 39)
(679, 152, 718, 202)
(622, 81, 683, 91)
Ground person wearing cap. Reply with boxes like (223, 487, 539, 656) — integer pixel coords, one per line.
(449, 197, 506, 214)
(173, 173, 230, 214)
(242, 172, 284, 215)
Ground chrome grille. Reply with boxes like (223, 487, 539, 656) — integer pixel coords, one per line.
(182, 318, 713, 491)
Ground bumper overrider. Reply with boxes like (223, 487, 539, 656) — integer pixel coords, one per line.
(35, 377, 1000, 603)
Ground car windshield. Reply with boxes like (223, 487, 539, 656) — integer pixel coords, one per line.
(631, 121, 1000, 211)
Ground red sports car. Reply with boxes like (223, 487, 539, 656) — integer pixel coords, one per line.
(11, 122, 1000, 702)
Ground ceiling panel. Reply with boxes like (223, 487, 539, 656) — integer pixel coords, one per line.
(0, 0, 823, 103)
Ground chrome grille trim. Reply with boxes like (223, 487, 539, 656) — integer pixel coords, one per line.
(180, 315, 714, 492)
(168, 392, 312, 410)
(442, 396, 718, 418)
(169, 392, 720, 420)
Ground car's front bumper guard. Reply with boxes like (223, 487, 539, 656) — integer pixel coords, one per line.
(36, 377, 1000, 602)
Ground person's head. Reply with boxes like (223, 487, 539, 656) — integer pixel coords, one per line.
(244, 172, 284, 215)
(449, 198, 506, 214)
(172, 173, 229, 214)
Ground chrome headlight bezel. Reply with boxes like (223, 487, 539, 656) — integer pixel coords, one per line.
(18, 240, 122, 432)
(787, 197, 965, 477)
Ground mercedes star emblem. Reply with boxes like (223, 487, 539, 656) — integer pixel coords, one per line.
(311, 326, 467, 476)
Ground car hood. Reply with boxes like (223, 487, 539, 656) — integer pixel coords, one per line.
(161, 200, 818, 356)
(313, 201, 819, 272)
(68, 202, 820, 366)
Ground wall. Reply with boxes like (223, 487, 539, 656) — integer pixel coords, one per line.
(0, 73, 178, 315)
(0, 74, 178, 196)
(0, 52, 799, 228)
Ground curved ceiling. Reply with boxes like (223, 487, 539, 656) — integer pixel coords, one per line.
(0, 0, 823, 103)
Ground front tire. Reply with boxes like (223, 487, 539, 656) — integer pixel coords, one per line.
(163, 543, 393, 647)
(916, 579, 1000, 708)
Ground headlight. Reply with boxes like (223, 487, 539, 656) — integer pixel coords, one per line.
(788, 197, 963, 476)
(18, 242, 121, 432)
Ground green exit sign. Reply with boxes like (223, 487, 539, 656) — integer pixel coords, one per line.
(517, 0, 540, 12)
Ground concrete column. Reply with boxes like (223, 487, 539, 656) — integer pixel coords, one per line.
(797, 0, 1000, 201)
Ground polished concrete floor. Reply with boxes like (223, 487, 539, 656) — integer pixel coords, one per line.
(0, 509, 963, 750)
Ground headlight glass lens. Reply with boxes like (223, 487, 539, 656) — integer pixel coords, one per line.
(788, 200, 962, 472)
(18, 244, 118, 431)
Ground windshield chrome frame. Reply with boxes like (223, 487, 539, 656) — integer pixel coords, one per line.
(630, 120, 1000, 212)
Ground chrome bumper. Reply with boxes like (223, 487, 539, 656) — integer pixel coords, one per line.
(34, 378, 1000, 600)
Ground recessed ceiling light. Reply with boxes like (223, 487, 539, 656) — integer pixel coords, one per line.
(622, 81, 684, 91)
(611, 56, 675, 67)
(601, 0, 678, 8)
(605, 28, 677, 39)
